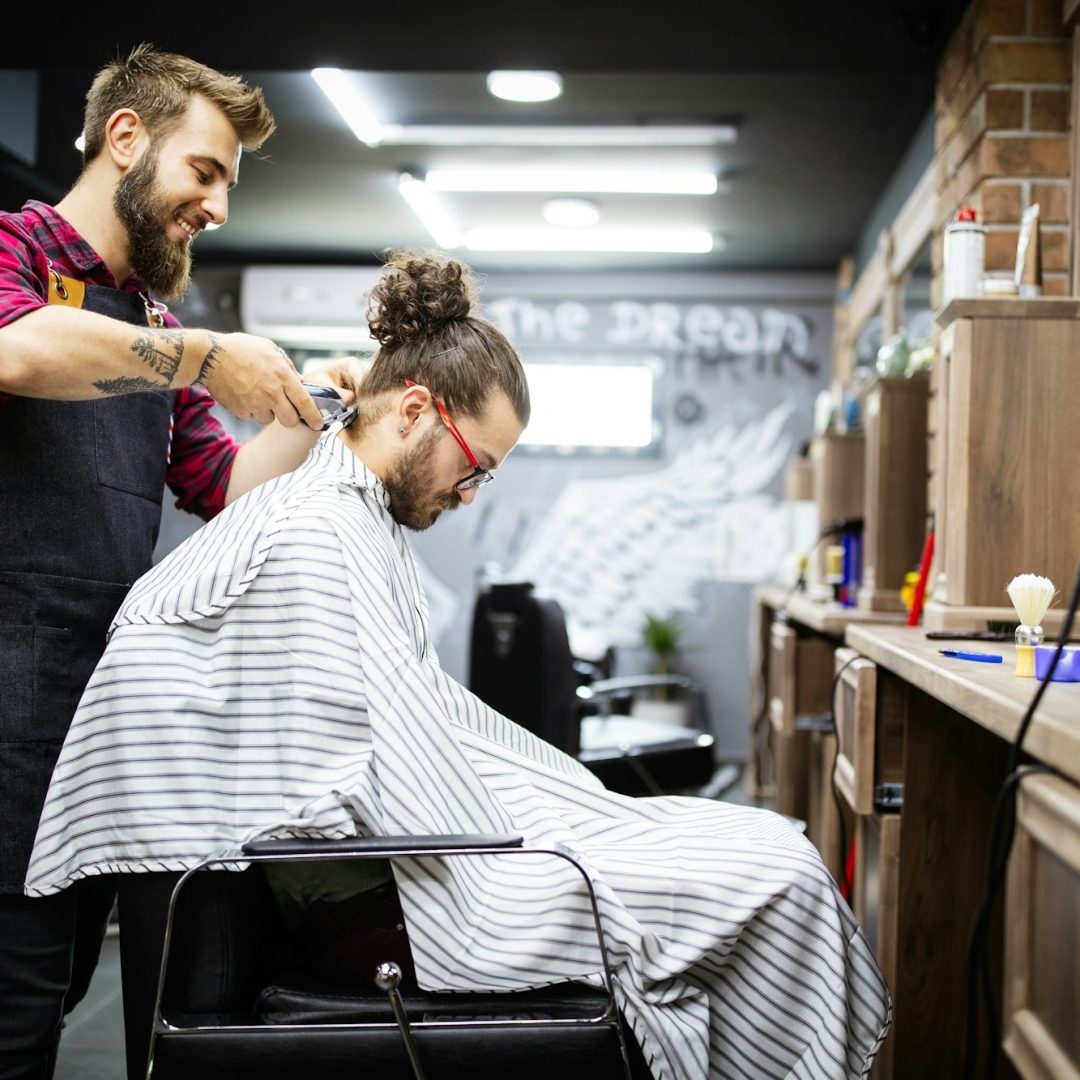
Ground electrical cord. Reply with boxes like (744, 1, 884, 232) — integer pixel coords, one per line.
(960, 557, 1080, 1080)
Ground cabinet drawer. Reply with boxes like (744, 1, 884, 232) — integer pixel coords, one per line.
(1005, 774, 1080, 1080)
(768, 621, 834, 737)
(833, 648, 878, 815)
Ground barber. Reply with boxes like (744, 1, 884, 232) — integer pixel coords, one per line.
(0, 44, 357, 1078)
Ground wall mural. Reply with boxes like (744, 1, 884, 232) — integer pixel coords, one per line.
(509, 400, 797, 651)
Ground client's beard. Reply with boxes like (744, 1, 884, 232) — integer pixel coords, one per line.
(383, 428, 462, 532)
(113, 151, 193, 301)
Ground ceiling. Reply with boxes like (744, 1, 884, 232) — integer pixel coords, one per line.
(0, 1, 968, 275)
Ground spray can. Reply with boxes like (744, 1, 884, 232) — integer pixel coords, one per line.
(943, 207, 985, 304)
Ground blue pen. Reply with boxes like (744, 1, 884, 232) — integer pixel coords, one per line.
(939, 650, 1003, 664)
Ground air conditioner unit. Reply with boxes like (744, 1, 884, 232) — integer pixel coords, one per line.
(240, 265, 381, 351)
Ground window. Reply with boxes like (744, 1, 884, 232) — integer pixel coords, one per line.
(518, 359, 661, 456)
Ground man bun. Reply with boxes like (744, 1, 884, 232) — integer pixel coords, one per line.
(352, 248, 530, 432)
(366, 251, 477, 348)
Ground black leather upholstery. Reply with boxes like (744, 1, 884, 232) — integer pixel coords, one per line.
(469, 582, 580, 755)
(146, 863, 655, 1080)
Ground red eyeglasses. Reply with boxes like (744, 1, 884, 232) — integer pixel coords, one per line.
(404, 380, 494, 491)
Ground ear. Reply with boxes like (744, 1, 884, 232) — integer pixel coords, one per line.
(397, 382, 433, 434)
(103, 108, 147, 171)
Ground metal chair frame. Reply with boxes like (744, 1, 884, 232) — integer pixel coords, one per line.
(146, 833, 635, 1080)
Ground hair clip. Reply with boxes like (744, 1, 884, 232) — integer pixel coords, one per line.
(430, 345, 461, 357)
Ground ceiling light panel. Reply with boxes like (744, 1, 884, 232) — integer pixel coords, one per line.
(376, 125, 735, 147)
(486, 70, 563, 103)
(463, 227, 716, 254)
(542, 198, 601, 227)
(426, 169, 720, 195)
(398, 173, 461, 248)
(311, 67, 385, 147)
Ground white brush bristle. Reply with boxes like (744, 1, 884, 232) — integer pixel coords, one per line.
(1006, 573, 1055, 626)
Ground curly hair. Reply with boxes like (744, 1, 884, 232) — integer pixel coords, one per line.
(355, 250, 530, 430)
(81, 42, 276, 163)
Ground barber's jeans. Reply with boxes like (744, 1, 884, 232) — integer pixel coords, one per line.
(0, 878, 116, 1080)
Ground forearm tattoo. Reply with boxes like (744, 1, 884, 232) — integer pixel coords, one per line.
(129, 328, 185, 384)
(93, 375, 170, 396)
(193, 333, 224, 387)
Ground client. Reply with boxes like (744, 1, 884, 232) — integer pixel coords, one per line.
(26, 251, 890, 1080)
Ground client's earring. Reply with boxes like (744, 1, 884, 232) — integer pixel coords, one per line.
(398, 427, 405, 434)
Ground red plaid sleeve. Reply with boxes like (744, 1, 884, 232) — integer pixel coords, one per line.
(166, 386, 238, 521)
(0, 213, 49, 329)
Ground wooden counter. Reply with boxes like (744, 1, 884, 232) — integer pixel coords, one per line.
(841, 621, 1079, 1079)
(847, 624, 1080, 786)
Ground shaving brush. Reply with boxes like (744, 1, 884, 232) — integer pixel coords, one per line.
(1006, 573, 1055, 677)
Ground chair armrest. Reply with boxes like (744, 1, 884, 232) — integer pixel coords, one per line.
(578, 674, 696, 699)
(241, 834, 524, 858)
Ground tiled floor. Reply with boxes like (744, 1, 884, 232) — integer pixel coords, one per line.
(51, 763, 759, 1078)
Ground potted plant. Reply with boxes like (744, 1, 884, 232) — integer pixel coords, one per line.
(636, 612, 692, 726)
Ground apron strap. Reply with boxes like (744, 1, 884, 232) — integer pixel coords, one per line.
(45, 261, 167, 327)
(46, 264, 86, 309)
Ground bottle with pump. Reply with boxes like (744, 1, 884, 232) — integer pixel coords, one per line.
(943, 207, 985, 304)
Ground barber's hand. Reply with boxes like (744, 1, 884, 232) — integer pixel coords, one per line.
(200, 333, 324, 430)
(302, 355, 370, 408)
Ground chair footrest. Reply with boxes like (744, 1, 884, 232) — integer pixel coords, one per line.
(256, 972, 611, 1026)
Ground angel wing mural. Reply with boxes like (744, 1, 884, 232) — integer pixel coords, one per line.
(508, 400, 798, 649)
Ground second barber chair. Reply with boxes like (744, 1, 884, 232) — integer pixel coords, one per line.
(468, 581, 715, 796)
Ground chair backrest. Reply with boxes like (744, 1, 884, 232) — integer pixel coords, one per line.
(468, 582, 580, 756)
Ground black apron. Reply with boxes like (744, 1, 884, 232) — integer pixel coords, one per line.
(0, 274, 172, 891)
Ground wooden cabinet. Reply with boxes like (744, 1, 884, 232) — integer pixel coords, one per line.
(767, 621, 834, 822)
(926, 299, 1080, 632)
(1005, 773, 1080, 1080)
(855, 811, 901, 1080)
(810, 432, 865, 585)
(805, 728, 852, 883)
(858, 375, 928, 613)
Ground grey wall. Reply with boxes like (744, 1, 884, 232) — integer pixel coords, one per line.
(163, 266, 835, 761)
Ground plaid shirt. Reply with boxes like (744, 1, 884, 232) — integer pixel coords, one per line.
(0, 201, 236, 520)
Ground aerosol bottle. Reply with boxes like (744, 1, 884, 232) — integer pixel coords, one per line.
(943, 207, 985, 304)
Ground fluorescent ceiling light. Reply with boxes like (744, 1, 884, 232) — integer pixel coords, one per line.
(543, 198, 600, 227)
(312, 69, 735, 148)
(379, 125, 734, 147)
(487, 70, 563, 103)
(463, 227, 715, 254)
(311, 67, 385, 147)
(398, 172, 461, 248)
(426, 169, 720, 195)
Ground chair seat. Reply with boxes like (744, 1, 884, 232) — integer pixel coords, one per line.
(256, 970, 613, 1025)
(156, 970, 651, 1080)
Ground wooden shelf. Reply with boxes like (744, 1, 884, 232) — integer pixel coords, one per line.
(756, 584, 907, 637)
(935, 296, 1080, 328)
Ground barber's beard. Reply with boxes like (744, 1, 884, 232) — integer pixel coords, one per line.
(383, 428, 462, 532)
(113, 151, 193, 301)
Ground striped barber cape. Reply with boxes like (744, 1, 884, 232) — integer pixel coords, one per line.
(26, 433, 890, 1080)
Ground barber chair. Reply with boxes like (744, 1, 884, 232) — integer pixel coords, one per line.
(140, 836, 655, 1080)
(468, 582, 715, 796)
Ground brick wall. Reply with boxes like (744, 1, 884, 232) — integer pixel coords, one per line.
(934, 0, 1072, 297)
